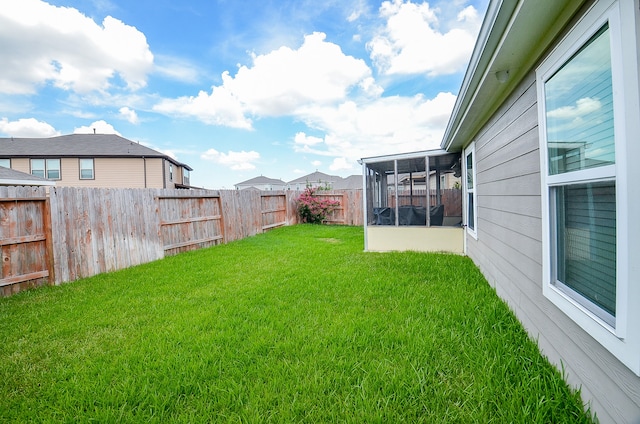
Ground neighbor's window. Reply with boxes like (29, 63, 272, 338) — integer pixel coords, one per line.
(31, 158, 61, 179)
(46, 159, 61, 179)
(30, 159, 45, 178)
(79, 158, 94, 180)
(169, 164, 173, 182)
(464, 143, 477, 239)
(0, 158, 10, 168)
(183, 169, 190, 185)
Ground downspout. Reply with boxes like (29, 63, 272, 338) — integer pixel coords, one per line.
(162, 159, 166, 189)
(143, 156, 147, 188)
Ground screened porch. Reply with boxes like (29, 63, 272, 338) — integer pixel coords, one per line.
(361, 150, 464, 253)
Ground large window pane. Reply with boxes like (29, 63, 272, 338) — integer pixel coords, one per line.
(545, 24, 614, 175)
(80, 158, 94, 179)
(46, 159, 60, 179)
(31, 159, 45, 178)
(554, 181, 616, 323)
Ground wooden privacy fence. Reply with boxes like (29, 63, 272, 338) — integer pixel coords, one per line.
(315, 190, 363, 225)
(0, 187, 364, 296)
(0, 186, 54, 296)
(158, 193, 224, 256)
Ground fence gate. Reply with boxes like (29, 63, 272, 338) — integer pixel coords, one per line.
(261, 194, 287, 231)
(315, 192, 347, 224)
(0, 190, 53, 296)
(157, 194, 225, 256)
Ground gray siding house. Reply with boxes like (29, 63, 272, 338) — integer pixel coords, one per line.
(442, 0, 640, 422)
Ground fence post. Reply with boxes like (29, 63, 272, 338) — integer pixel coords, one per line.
(43, 196, 55, 285)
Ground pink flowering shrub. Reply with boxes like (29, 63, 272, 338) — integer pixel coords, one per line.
(296, 187, 340, 224)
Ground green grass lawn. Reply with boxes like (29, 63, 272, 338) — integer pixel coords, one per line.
(0, 225, 593, 423)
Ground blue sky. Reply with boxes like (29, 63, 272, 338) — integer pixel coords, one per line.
(0, 0, 488, 189)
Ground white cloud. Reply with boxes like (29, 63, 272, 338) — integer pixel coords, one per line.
(0, 117, 60, 137)
(0, 0, 153, 95)
(201, 148, 260, 170)
(329, 157, 355, 171)
(73, 120, 120, 135)
(311, 160, 322, 167)
(367, 0, 481, 76)
(294, 91, 457, 161)
(154, 54, 201, 84)
(547, 97, 602, 120)
(119, 107, 139, 124)
(153, 86, 252, 129)
(294, 132, 324, 147)
(153, 32, 379, 127)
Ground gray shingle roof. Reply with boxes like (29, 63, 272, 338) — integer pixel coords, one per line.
(332, 175, 363, 190)
(236, 176, 286, 186)
(0, 134, 192, 170)
(0, 166, 55, 185)
(287, 171, 340, 184)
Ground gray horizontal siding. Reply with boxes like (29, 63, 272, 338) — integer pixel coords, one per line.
(467, 70, 640, 423)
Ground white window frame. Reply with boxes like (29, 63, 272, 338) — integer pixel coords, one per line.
(463, 142, 477, 239)
(537, 0, 640, 375)
(79, 158, 94, 180)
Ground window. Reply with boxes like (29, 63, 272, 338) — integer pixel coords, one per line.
(169, 164, 173, 182)
(46, 159, 61, 179)
(546, 21, 617, 326)
(0, 158, 10, 168)
(79, 158, 94, 180)
(183, 169, 190, 185)
(31, 158, 61, 179)
(464, 143, 477, 238)
(30, 159, 45, 178)
(538, 0, 640, 374)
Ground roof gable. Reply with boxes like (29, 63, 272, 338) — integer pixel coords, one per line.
(236, 176, 286, 185)
(287, 171, 340, 184)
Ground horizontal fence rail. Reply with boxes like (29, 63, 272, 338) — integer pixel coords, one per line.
(0, 187, 363, 296)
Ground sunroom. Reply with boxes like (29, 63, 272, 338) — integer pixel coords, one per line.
(360, 150, 464, 253)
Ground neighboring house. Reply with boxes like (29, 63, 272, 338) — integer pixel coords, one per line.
(0, 166, 55, 186)
(0, 134, 193, 189)
(287, 171, 340, 191)
(332, 175, 362, 190)
(235, 176, 286, 191)
(441, 0, 640, 422)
